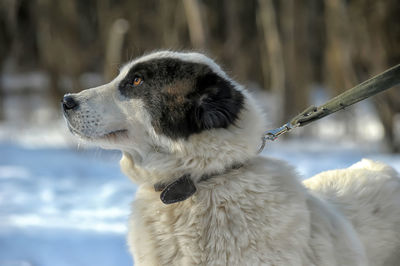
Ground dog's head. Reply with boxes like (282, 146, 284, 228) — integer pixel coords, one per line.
(62, 51, 266, 186)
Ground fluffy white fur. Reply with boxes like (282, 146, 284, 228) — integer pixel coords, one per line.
(65, 51, 400, 265)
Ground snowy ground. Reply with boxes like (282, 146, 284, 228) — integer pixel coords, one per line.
(0, 124, 400, 266)
(0, 144, 135, 266)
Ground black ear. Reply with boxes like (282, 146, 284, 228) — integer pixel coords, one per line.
(194, 73, 244, 130)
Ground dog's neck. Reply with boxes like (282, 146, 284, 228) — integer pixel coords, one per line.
(120, 145, 247, 186)
(120, 150, 245, 204)
(153, 162, 244, 204)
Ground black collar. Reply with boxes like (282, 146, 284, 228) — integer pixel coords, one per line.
(154, 163, 243, 205)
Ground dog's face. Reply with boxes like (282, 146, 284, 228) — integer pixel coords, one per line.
(62, 52, 246, 157)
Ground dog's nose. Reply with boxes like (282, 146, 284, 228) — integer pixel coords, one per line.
(62, 95, 79, 110)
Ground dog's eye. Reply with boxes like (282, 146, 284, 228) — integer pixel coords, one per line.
(133, 77, 143, 86)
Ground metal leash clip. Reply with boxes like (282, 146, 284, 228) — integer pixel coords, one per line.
(257, 105, 317, 153)
(257, 122, 297, 154)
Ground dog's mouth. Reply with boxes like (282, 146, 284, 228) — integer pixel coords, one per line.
(66, 122, 128, 141)
(100, 129, 129, 140)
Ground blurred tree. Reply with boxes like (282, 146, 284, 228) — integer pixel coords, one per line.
(159, 1, 186, 48)
(280, 0, 312, 121)
(324, 0, 358, 92)
(35, 0, 99, 106)
(0, 0, 36, 120)
(104, 19, 129, 81)
(0, 5, 11, 120)
(182, 0, 207, 50)
(257, 0, 285, 103)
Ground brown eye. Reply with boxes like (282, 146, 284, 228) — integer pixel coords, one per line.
(133, 77, 143, 86)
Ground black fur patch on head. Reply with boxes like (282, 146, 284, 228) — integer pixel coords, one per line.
(118, 57, 244, 139)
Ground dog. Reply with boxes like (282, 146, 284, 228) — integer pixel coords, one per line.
(62, 51, 400, 265)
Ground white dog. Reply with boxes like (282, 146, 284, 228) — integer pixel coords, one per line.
(62, 51, 400, 265)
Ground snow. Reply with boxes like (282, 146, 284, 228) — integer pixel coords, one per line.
(0, 142, 135, 266)
(0, 121, 399, 266)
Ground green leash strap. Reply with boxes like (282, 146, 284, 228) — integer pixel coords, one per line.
(258, 63, 400, 153)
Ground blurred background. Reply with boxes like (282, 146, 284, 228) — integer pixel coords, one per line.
(0, 0, 399, 265)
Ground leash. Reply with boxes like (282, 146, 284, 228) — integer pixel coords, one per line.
(258, 63, 400, 153)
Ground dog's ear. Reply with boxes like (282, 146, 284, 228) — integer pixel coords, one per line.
(194, 73, 244, 130)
